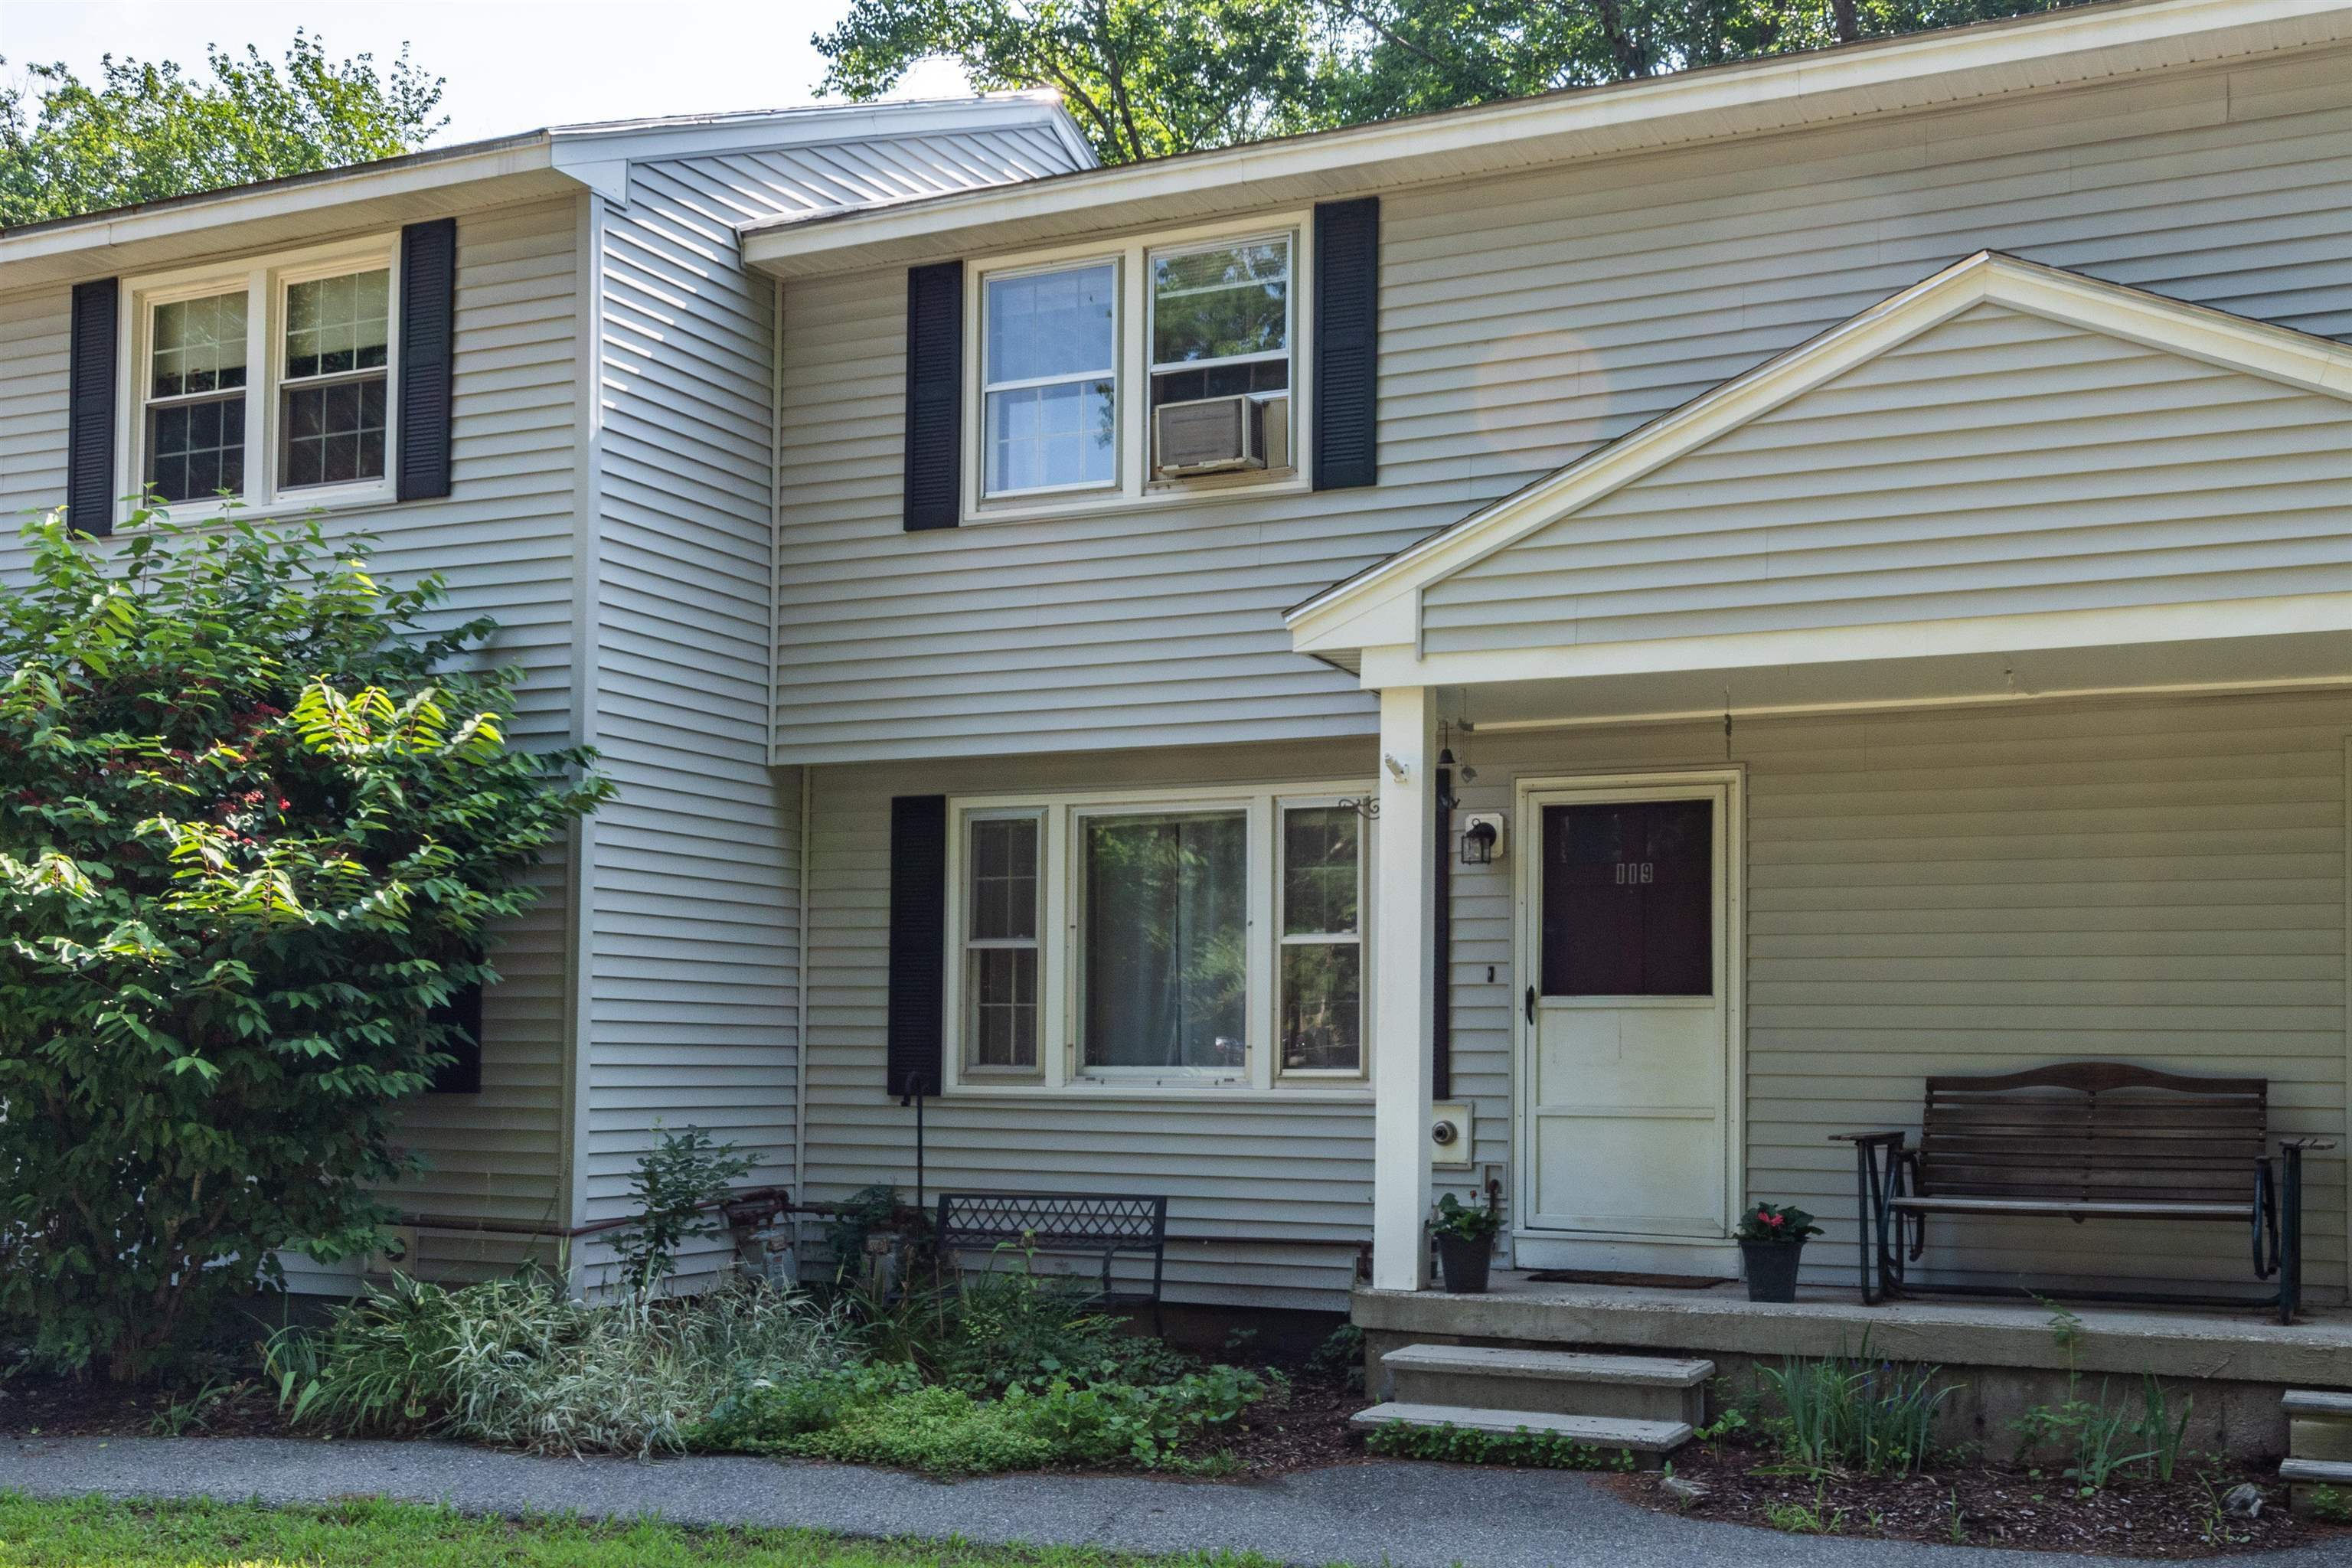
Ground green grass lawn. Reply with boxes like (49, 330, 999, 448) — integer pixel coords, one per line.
(0, 1494, 1287, 1568)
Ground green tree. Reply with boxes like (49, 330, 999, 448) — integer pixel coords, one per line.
(815, 0, 1329, 164)
(816, 0, 2085, 163)
(0, 31, 446, 226)
(0, 509, 608, 1380)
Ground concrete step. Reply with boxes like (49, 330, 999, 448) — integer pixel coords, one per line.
(2284, 1390, 2352, 1419)
(2281, 1456, 2352, 1514)
(1351, 1400, 1691, 1465)
(2285, 1392, 2352, 1465)
(1380, 1344, 1713, 1424)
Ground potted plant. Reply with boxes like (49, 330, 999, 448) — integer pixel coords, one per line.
(1431, 1192, 1501, 1294)
(1736, 1201, 1823, 1303)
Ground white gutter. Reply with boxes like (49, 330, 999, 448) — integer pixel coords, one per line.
(739, 0, 2352, 278)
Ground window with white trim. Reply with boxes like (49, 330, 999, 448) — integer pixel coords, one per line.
(966, 215, 1307, 517)
(124, 237, 398, 515)
(944, 782, 1371, 1093)
(964, 812, 1042, 1071)
(981, 262, 1118, 498)
(1148, 234, 1291, 417)
(1278, 804, 1362, 1073)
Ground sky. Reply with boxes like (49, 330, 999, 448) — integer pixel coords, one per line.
(2, 1, 978, 143)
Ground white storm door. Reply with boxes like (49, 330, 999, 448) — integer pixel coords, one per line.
(1517, 779, 1736, 1263)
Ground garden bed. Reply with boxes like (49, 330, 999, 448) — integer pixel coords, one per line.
(1613, 1439, 2338, 1557)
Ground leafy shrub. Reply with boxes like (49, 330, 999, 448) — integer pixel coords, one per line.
(606, 1125, 754, 1299)
(269, 1272, 853, 1458)
(1363, 1419, 1637, 1470)
(1759, 1348, 1954, 1478)
(0, 512, 607, 1379)
(695, 1360, 1269, 1474)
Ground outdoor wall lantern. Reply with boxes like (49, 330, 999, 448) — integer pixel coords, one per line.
(1459, 814, 1503, 865)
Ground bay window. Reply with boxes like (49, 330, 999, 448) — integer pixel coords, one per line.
(123, 237, 399, 517)
(944, 782, 1371, 1094)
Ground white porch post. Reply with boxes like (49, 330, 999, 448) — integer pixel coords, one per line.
(1371, 683, 1437, 1291)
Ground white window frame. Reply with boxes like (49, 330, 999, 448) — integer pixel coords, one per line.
(116, 233, 401, 529)
(959, 806, 1047, 1078)
(1275, 795, 1369, 1080)
(940, 780, 1374, 1101)
(974, 254, 1124, 503)
(961, 211, 1313, 526)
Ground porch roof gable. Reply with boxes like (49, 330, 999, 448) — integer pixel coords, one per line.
(1285, 252, 2352, 667)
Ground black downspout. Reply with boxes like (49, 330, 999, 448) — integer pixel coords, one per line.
(1432, 766, 1454, 1102)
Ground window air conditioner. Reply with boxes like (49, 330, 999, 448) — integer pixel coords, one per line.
(1153, 393, 1289, 477)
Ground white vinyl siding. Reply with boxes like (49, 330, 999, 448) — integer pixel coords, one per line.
(578, 124, 1091, 1286)
(1443, 690, 2351, 1304)
(0, 198, 586, 1285)
(771, 48, 2352, 764)
(1421, 302, 2352, 655)
(805, 739, 1381, 1306)
(802, 689, 2350, 1309)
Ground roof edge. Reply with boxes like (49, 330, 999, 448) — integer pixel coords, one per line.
(1284, 251, 2352, 653)
(740, 0, 2352, 278)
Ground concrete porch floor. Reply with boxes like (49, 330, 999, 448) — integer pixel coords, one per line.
(1353, 1272, 2352, 1458)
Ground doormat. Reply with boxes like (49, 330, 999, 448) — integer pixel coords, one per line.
(1523, 1269, 1732, 1290)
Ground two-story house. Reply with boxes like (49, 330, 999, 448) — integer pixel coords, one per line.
(9, 0, 2352, 1396)
(0, 93, 1093, 1286)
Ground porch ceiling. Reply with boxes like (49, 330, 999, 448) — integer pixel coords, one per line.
(1289, 252, 2352, 700)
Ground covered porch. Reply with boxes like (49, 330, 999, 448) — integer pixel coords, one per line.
(1355, 1272, 2352, 1459)
(1289, 253, 2352, 1338)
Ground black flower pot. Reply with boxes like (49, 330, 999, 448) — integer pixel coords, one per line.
(1436, 1232, 1493, 1294)
(1740, 1239, 1805, 1303)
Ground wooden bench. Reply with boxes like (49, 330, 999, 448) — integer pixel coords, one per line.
(934, 1191, 1168, 1331)
(1837, 1063, 2330, 1322)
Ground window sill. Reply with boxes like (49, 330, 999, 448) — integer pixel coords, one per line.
(942, 1082, 1373, 1106)
(118, 485, 399, 532)
(961, 469, 1308, 528)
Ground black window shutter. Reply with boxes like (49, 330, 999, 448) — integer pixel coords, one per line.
(67, 278, 119, 537)
(426, 972, 485, 1096)
(902, 261, 963, 531)
(1312, 197, 1380, 492)
(397, 217, 457, 501)
(887, 794, 949, 1100)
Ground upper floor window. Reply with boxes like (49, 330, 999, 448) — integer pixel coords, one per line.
(982, 263, 1116, 498)
(965, 216, 1307, 518)
(125, 237, 399, 515)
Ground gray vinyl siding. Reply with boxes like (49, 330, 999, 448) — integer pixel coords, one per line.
(1445, 690, 2350, 1302)
(0, 198, 586, 1284)
(771, 48, 2352, 763)
(579, 126, 1088, 1281)
(802, 740, 1383, 1307)
(1423, 302, 2352, 654)
(812, 691, 2344, 1309)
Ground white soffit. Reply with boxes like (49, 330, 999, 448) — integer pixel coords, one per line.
(1283, 250, 2352, 659)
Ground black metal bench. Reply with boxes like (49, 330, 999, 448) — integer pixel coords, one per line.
(1837, 1063, 2331, 1322)
(934, 1191, 1168, 1331)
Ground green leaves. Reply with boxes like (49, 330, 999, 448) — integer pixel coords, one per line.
(0, 508, 608, 1380)
(0, 31, 448, 226)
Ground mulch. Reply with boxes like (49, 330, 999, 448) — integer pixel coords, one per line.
(0, 1372, 289, 1440)
(1610, 1437, 2350, 1558)
(1216, 1373, 1373, 1475)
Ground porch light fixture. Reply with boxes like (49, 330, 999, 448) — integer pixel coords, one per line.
(1459, 818, 1498, 865)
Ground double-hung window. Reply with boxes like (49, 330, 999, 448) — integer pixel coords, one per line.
(1148, 235, 1291, 414)
(943, 783, 1370, 1095)
(981, 262, 1118, 498)
(124, 237, 398, 517)
(968, 217, 1307, 515)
